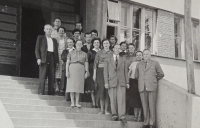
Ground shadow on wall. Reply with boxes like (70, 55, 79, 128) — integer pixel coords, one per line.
(156, 79, 200, 128)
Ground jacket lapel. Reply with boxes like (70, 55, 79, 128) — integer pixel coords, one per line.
(110, 56, 116, 69)
(117, 56, 123, 70)
(43, 36, 48, 49)
(145, 60, 152, 71)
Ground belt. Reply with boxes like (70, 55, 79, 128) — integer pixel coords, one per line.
(98, 63, 104, 68)
(70, 62, 84, 65)
(47, 51, 54, 54)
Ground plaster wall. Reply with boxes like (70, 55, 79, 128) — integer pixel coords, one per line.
(156, 79, 200, 128)
(151, 56, 200, 96)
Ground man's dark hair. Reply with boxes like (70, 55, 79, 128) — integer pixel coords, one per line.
(72, 29, 81, 35)
(120, 41, 126, 46)
(136, 51, 143, 55)
(109, 35, 118, 43)
(57, 27, 66, 32)
(84, 32, 91, 37)
(90, 29, 98, 36)
(54, 18, 62, 23)
(128, 43, 135, 48)
(75, 22, 82, 25)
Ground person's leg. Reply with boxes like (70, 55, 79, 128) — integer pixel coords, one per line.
(70, 92, 75, 106)
(149, 91, 157, 126)
(140, 90, 150, 126)
(134, 108, 138, 120)
(75, 93, 81, 107)
(91, 92, 95, 107)
(95, 97, 99, 108)
(117, 86, 126, 120)
(104, 98, 109, 114)
(137, 108, 142, 121)
(38, 64, 47, 94)
(47, 53, 55, 95)
(99, 98, 104, 113)
(108, 87, 118, 118)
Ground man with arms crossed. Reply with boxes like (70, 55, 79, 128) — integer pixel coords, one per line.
(104, 44, 129, 124)
(35, 24, 59, 95)
(135, 49, 164, 128)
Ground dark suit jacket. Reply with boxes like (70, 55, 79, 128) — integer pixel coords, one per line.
(135, 59, 164, 92)
(104, 54, 128, 88)
(35, 35, 59, 64)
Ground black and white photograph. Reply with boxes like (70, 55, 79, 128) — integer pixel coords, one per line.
(0, 0, 199, 128)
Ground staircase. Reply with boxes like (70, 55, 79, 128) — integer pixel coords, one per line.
(0, 75, 142, 128)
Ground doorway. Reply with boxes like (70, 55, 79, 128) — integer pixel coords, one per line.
(20, 7, 51, 78)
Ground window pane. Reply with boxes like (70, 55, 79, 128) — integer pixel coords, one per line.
(174, 17, 182, 58)
(145, 9, 154, 52)
(120, 29, 130, 43)
(132, 30, 140, 51)
(192, 21, 200, 61)
(133, 6, 141, 29)
(121, 4, 128, 26)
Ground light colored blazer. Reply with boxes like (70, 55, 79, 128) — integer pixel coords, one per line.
(135, 59, 164, 92)
(104, 55, 129, 88)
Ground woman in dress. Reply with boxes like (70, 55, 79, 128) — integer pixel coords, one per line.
(126, 43, 137, 67)
(55, 27, 68, 92)
(60, 38, 75, 96)
(66, 40, 89, 108)
(85, 38, 101, 107)
(93, 39, 112, 114)
(128, 51, 143, 121)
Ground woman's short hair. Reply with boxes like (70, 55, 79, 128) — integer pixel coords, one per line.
(67, 37, 75, 44)
(57, 27, 66, 32)
(91, 38, 101, 49)
(128, 43, 135, 48)
(109, 35, 118, 43)
(90, 29, 98, 36)
(101, 39, 111, 49)
(72, 29, 81, 35)
(75, 39, 83, 45)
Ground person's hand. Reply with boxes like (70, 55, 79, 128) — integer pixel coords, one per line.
(84, 72, 88, 79)
(93, 75, 96, 82)
(66, 72, 70, 78)
(126, 84, 130, 89)
(37, 59, 41, 65)
(105, 84, 109, 89)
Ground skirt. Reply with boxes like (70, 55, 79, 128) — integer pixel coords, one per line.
(126, 78, 142, 108)
(96, 67, 109, 99)
(66, 63, 85, 93)
(85, 63, 95, 93)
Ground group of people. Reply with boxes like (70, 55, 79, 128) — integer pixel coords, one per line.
(35, 18, 164, 128)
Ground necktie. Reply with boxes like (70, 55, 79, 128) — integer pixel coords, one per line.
(115, 56, 118, 67)
(145, 61, 147, 69)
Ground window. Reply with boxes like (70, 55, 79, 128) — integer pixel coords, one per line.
(192, 20, 200, 61)
(174, 17, 183, 59)
(132, 6, 141, 51)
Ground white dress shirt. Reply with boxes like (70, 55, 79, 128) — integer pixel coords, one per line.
(46, 36, 54, 52)
(67, 47, 75, 52)
(113, 54, 119, 62)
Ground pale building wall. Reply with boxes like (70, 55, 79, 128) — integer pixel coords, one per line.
(127, 0, 200, 19)
(152, 56, 200, 96)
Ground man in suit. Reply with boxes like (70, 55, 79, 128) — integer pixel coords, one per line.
(104, 44, 129, 124)
(35, 24, 59, 95)
(135, 49, 164, 128)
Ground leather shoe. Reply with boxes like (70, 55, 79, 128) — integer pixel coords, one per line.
(112, 116, 118, 121)
(120, 118, 127, 124)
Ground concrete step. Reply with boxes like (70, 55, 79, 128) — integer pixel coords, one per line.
(0, 80, 38, 85)
(11, 118, 142, 128)
(0, 75, 39, 82)
(0, 97, 92, 108)
(0, 83, 39, 90)
(0, 87, 41, 94)
(4, 104, 100, 114)
(7, 110, 135, 121)
(0, 92, 65, 101)
(14, 126, 92, 128)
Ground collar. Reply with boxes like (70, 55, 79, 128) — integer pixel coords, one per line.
(144, 59, 150, 63)
(102, 49, 110, 53)
(92, 48, 100, 52)
(113, 54, 119, 58)
(67, 47, 75, 50)
(46, 36, 52, 39)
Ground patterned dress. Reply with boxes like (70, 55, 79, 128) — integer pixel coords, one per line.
(55, 37, 67, 79)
